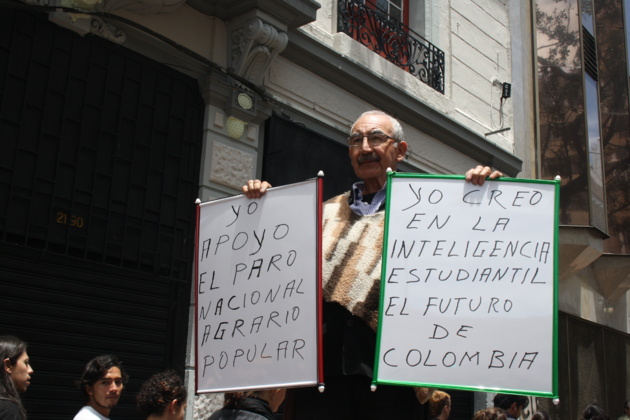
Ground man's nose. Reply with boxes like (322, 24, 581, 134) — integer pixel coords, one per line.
(359, 137, 373, 151)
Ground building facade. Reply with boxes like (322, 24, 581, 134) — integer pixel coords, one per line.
(0, 0, 628, 419)
(534, 0, 630, 418)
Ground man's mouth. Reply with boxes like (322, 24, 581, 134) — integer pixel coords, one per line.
(358, 154, 380, 164)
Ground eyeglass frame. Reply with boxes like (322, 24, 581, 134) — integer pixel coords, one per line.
(347, 132, 399, 148)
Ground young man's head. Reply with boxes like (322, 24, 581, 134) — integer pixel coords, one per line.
(79, 354, 129, 416)
(493, 394, 529, 419)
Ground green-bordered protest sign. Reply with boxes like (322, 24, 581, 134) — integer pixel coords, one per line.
(373, 173, 559, 397)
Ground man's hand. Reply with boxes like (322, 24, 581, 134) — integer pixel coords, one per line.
(242, 179, 272, 198)
(465, 165, 503, 186)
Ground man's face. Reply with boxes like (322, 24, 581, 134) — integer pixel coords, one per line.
(4, 351, 33, 394)
(87, 366, 124, 415)
(348, 113, 407, 187)
(508, 402, 524, 419)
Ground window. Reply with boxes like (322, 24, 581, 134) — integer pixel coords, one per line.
(374, 0, 408, 26)
(337, 0, 444, 93)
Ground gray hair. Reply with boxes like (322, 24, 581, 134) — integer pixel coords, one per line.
(353, 110, 405, 143)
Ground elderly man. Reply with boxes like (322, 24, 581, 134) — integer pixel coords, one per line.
(243, 110, 501, 420)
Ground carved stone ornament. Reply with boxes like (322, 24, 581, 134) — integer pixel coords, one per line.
(89, 16, 127, 43)
(25, 0, 185, 14)
(230, 17, 288, 85)
(46, 11, 126, 44)
(93, 0, 185, 15)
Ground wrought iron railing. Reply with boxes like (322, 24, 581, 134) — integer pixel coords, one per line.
(338, 0, 445, 94)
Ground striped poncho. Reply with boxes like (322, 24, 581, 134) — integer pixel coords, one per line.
(321, 192, 385, 331)
(322, 193, 434, 404)
(321, 191, 435, 404)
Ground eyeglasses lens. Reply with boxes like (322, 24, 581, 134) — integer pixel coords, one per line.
(348, 133, 390, 147)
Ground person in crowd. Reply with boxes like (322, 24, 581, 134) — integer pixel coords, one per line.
(492, 394, 529, 420)
(618, 400, 630, 420)
(74, 354, 128, 420)
(472, 407, 507, 420)
(207, 389, 286, 420)
(136, 370, 187, 420)
(0, 336, 33, 420)
(428, 390, 451, 420)
(582, 403, 610, 420)
(243, 110, 502, 419)
(531, 411, 550, 420)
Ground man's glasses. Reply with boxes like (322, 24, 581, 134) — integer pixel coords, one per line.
(347, 133, 396, 148)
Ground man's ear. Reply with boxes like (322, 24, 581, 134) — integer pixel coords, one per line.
(3, 358, 12, 374)
(396, 141, 408, 161)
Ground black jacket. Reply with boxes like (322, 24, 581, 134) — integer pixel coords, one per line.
(207, 397, 277, 420)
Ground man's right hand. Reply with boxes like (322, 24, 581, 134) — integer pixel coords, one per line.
(465, 165, 503, 186)
(242, 179, 272, 198)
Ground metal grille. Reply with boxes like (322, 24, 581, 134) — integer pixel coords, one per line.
(0, 8, 203, 420)
(582, 26, 599, 80)
(0, 9, 203, 280)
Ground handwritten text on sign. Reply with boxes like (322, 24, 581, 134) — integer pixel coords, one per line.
(196, 180, 319, 393)
(375, 176, 557, 395)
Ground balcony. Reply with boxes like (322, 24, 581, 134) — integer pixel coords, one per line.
(337, 0, 445, 94)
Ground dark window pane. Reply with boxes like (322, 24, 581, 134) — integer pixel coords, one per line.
(596, 0, 630, 253)
(584, 74, 606, 231)
(391, 7, 402, 22)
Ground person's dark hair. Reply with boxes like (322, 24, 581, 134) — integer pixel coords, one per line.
(78, 354, 129, 399)
(224, 391, 257, 409)
(582, 403, 609, 420)
(625, 400, 630, 411)
(532, 410, 551, 420)
(472, 407, 508, 420)
(493, 393, 530, 411)
(0, 335, 28, 419)
(136, 370, 187, 417)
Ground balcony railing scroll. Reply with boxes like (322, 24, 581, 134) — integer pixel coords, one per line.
(338, 0, 445, 94)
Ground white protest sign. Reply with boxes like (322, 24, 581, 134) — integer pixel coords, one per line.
(374, 174, 558, 396)
(195, 179, 322, 393)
